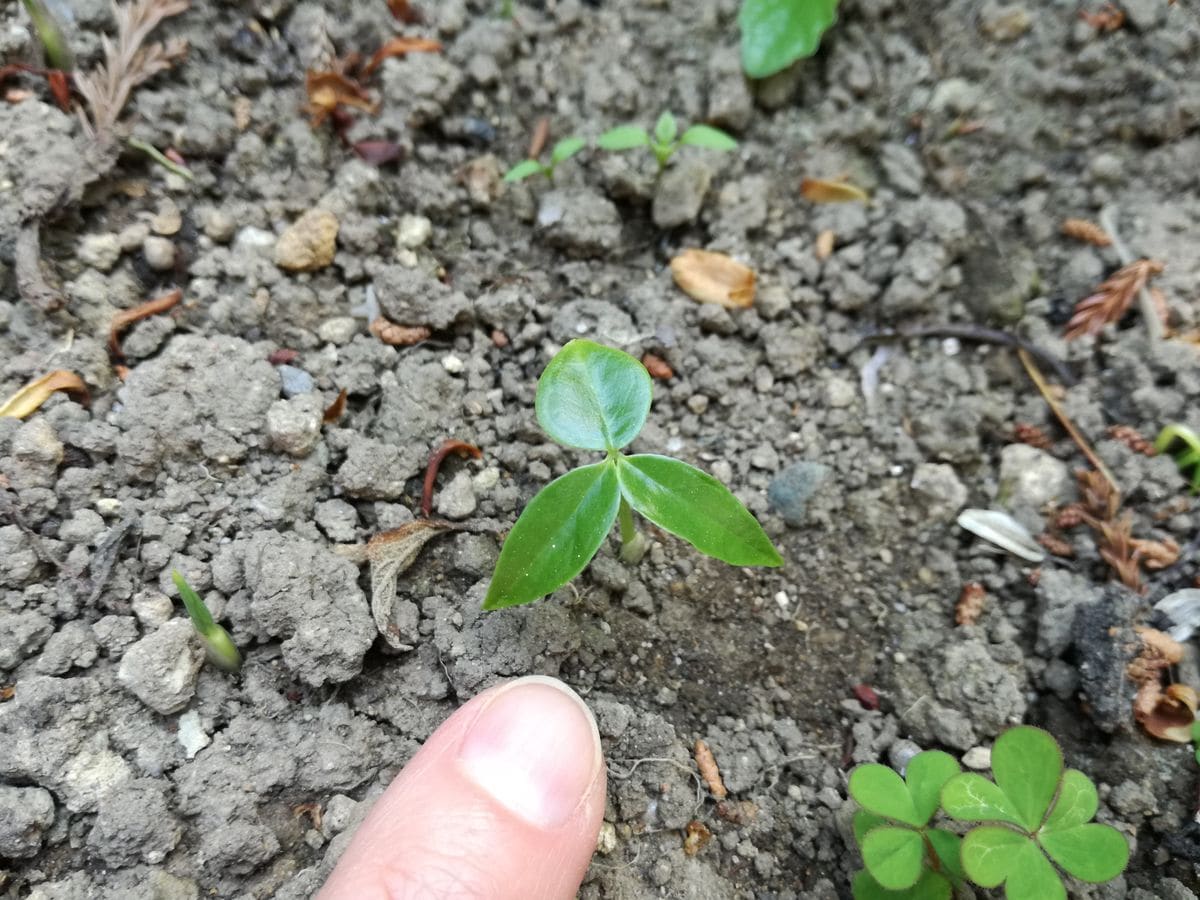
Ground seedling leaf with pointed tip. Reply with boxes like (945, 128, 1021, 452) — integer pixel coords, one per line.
(172, 570, 241, 673)
(503, 159, 546, 182)
(551, 136, 585, 164)
(597, 125, 651, 150)
(680, 124, 738, 151)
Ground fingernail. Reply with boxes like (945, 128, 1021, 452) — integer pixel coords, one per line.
(457, 676, 602, 830)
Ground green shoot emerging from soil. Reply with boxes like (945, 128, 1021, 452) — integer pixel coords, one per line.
(1156, 423, 1200, 493)
(21, 0, 74, 71)
(172, 570, 241, 673)
(850, 726, 1129, 900)
(503, 136, 585, 183)
(739, 0, 839, 79)
(597, 112, 737, 171)
(484, 339, 781, 609)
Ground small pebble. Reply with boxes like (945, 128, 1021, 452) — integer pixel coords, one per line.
(396, 214, 433, 249)
(277, 364, 316, 397)
(442, 354, 464, 374)
(962, 746, 992, 770)
(142, 236, 176, 271)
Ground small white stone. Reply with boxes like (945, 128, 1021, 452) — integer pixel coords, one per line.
(773, 591, 790, 610)
(962, 746, 992, 770)
(396, 214, 433, 249)
(596, 821, 618, 855)
(95, 498, 123, 517)
(132, 592, 173, 629)
(177, 710, 210, 759)
(441, 354, 465, 374)
(142, 236, 176, 271)
(472, 466, 500, 492)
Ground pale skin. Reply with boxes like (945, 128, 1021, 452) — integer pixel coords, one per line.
(317, 676, 606, 900)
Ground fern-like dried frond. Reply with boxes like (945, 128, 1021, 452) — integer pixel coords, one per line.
(75, 0, 189, 143)
(1065, 258, 1164, 340)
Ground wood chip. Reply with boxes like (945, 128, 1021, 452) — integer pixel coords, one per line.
(670, 249, 756, 309)
(0, 370, 90, 419)
(362, 36, 443, 78)
(694, 739, 727, 800)
(800, 177, 869, 204)
(683, 820, 712, 856)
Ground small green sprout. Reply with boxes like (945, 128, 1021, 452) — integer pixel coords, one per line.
(739, 0, 839, 79)
(172, 570, 242, 673)
(597, 112, 737, 172)
(1194, 719, 1200, 765)
(21, 0, 74, 71)
(1155, 423, 1200, 493)
(484, 339, 781, 609)
(502, 137, 585, 183)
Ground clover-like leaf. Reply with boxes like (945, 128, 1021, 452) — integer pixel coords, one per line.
(597, 125, 651, 151)
(1038, 823, 1129, 883)
(926, 827, 965, 886)
(680, 124, 738, 152)
(616, 454, 782, 567)
(550, 136, 585, 164)
(535, 339, 652, 452)
(861, 826, 925, 890)
(961, 827, 1066, 900)
(852, 809, 888, 848)
(1042, 769, 1097, 832)
(653, 110, 677, 145)
(503, 159, 544, 182)
(905, 751, 961, 825)
(851, 868, 951, 900)
(738, 0, 840, 79)
(848, 764, 922, 826)
(992, 726, 1062, 831)
(941, 772, 1025, 829)
(483, 461, 619, 609)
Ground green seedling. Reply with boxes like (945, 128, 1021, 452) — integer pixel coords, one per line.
(849, 751, 965, 899)
(597, 112, 737, 172)
(21, 0, 74, 71)
(1194, 720, 1200, 766)
(172, 570, 242, 673)
(484, 339, 781, 609)
(503, 137, 585, 183)
(739, 0, 839, 79)
(1155, 423, 1200, 493)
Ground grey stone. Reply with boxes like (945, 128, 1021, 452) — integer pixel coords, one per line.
(318, 317, 360, 344)
(1036, 569, 1097, 658)
(59, 508, 105, 544)
(652, 160, 712, 229)
(117, 619, 205, 714)
(266, 394, 324, 457)
(277, 364, 316, 398)
(768, 462, 831, 526)
(78, 233, 122, 271)
(0, 785, 55, 858)
(0, 524, 40, 587)
(0, 610, 54, 669)
(93, 615, 139, 656)
(998, 443, 1071, 530)
(315, 499, 359, 542)
(373, 265, 472, 330)
(958, 226, 1038, 324)
(537, 189, 622, 258)
(909, 463, 968, 522)
(436, 470, 477, 520)
(879, 142, 924, 196)
(35, 621, 99, 674)
(1070, 585, 1140, 733)
(762, 324, 823, 377)
(1122, 0, 1166, 30)
(88, 779, 182, 867)
(881, 241, 948, 315)
(142, 236, 176, 271)
(913, 406, 982, 464)
(203, 209, 237, 243)
(335, 435, 422, 500)
(707, 46, 754, 131)
(979, 3, 1032, 41)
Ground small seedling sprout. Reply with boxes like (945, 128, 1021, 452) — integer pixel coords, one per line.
(20, 0, 74, 71)
(502, 136, 585, 183)
(1155, 423, 1200, 493)
(172, 570, 242, 673)
(597, 111, 737, 171)
(484, 339, 780, 609)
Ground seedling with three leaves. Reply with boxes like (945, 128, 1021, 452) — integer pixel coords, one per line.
(849, 726, 1128, 900)
(484, 339, 781, 609)
(502, 136, 586, 183)
(597, 112, 737, 172)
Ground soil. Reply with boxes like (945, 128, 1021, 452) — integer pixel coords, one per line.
(2, 0, 1200, 897)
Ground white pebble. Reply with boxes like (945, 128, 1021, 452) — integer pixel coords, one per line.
(441, 354, 464, 374)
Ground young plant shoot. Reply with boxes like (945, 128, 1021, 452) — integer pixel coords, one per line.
(1156, 423, 1200, 493)
(597, 112, 737, 171)
(502, 136, 585, 183)
(484, 340, 781, 609)
(173, 570, 242, 673)
(739, 0, 839, 79)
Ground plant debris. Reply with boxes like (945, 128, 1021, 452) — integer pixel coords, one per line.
(694, 739, 727, 800)
(304, 70, 378, 127)
(351, 139, 404, 166)
(852, 684, 880, 711)
(528, 116, 550, 159)
(0, 370, 90, 419)
(1134, 682, 1195, 743)
(292, 801, 323, 830)
(1153, 591, 1200, 642)
(369, 318, 431, 346)
(422, 439, 482, 516)
(1061, 218, 1113, 247)
(956, 509, 1045, 562)
(954, 582, 987, 625)
(322, 388, 348, 424)
(814, 229, 835, 260)
(366, 520, 454, 649)
(800, 177, 869, 203)
(1155, 424, 1200, 493)
(641, 353, 673, 380)
(1013, 422, 1054, 450)
(386, 0, 424, 24)
(669, 249, 756, 309)
(1106, 425, 1156, 455)
(1065, 259, 1165, 340)
(1079, 3, 1126, 32)
(1036, 533, 1075, 558)
(109, 287, 182, 358)
(362, 36, 443, 78)
(683, 820, 712, 856)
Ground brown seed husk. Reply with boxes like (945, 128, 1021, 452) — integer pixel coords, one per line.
(800, 177, 869, 203)
(670, 249, 756, 309)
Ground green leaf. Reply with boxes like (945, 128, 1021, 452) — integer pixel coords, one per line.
(654, 110, 678, 145)
(174, 570, 215, 632)
(851, 869, 952, 900)
(1042, 769, 1098, 832)
(992, 726, 1062, 831)
(1039, 823, 1129, 883)
(961, 827, 1065, 900)
(738, 0, 840, 79)
(905, 751, 961, 825)
(503, 159, 545, 182)
(550, 136, 585, 164)
(173, 570, 242, 672)
(941, 773, 1025, 828)
(852, 810, 888, 848)
(597, 125, 651, 151)
(926, 828, 965, 885)
(679, 124, 738, 152)
(483, 461, 620, 609)
(848, 764, 922, 826)
(616, 455, 783, 567)
(535, 339, 652, 452)
(861, 826, 925, 890)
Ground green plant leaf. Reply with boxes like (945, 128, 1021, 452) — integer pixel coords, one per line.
(680, 124, 738, 151)
(503, 159, 544, 182)
(597, 125, 651, 151)
(961, 827, 1065, 900)
(550, 136, 585, 164)
(851, 869, 952, 900)
(616, 455, 783, 567)
(535, 340, 652, 452)
(941, 773, 1025, 828)
(926, 828, 965, 885)
(483, 461, 620, 609)
(1042, 769, 1097, 832)
(738, 0, 840, 79)
(852, 809, 888, 847)
(173, 570, 242, 672)
(992, 726, 1062, 831)
(905, 751, 961, 825)
(1039, 823, 1129, 883)
(861, 826, 925, 890)
(174, 570, 216, 632)
(653, 110, 678, 145)
(848, 764, 922, 826)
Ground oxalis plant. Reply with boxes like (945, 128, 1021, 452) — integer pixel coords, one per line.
(503, 136, 585, 183)
(598, 111, 737, 172)
(849, 726, 1128, 900)
(484, 339, 781, 610)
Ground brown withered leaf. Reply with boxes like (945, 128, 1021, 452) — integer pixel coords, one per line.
(0, 370, 90, 419)
(1061, 218, 1112, 247)
(715, 800, 758, 825)
(1135, 682, 1196, 743)
(1077, 469, 1119, 523)
(641, 353, 673, 380)
(528, 116, 550, 160)
(954, 582, 986, 626)
(800, 177, 869, 204)
(305, 70, 378, 128)
(386, 0, 424, 23)
(323, 388, 348, 424)
(1065, 259, 1164, 340)
(422, 439, 482, 516)
(683, 821, 712, 857)
(1097, 513, 1142, 593)
(1134, 626, 1184, 669)
(694, 740, 727, 800)
(1079, 3, 1125, 31)
(670, 249, 756, 309)
(0, 685, 14, 702)
(362, 36, 443, 78)
(370, 318, 431, 346)
(814, 229, 835, 261)
(109, 288, 182, 358)
(367, 520, 453, 649)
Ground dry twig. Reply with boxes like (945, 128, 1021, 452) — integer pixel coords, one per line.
(108, 287, 181, 358)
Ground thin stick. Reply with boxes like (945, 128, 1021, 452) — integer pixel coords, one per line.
(1018, 348, 1120, 499)
(1100, 206, 1163, 342)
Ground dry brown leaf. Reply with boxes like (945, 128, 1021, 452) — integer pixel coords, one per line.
(1065, 259, 1164, 340)
(362, 36, 443, 78)
(715, 800, 758, 824)
(1076, 468, 1120, 523)
(323, 388, 348, 424)
(367, 520, 453, 649)
(683, 820, 712, 857)
(1079, 3, 1126, 31)
(1135, 683, 1196, 743)
(670, 249, 756, 309)
(1097, 513, 1142, 593)
(694, 740, 727, 800)
(641, 353, 673, 380)
(370, 318, 431, 346)
(109, 288, 182, 358)
(305, 71, 378, 127)
(800, 177, 869, 204)
(386, 0, 424, 23)
(0, 685, 14, 702)
(814, 229, 835, 261)
(954, 582, 986, 626)
(0, 371, 90, 419)
(1061, 218, 1112, 247)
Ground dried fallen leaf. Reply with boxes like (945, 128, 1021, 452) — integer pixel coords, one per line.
(422, 439, 482, 516)
(955, 582, 987, 625)
(1097, 513, 1143, 593)
(694, 740, 727, 800)
(641, 352, 673, 380)
(352, 140, 404, 166)
(1134, 626, 1184, 667)
(323, 388, 348, 424)
(853, 683, 880, 710)
(670, 249, 756, 309)
(46, 70, 71, 112)
(715, 799, 758, 825)
(370, 318, 431, 346)
(386, 0, 424, 23)
(800, 177, 869, 204)
(1061, 218, 1113, 247)
(0, 685, 13, 702)
(362, 36, 443, 78)
(109, 288, 182, 359)
(683, 820, 712, 857)
(367, 520, 453, 649)
(956, 509, 1045, 562)
(1135, 682, 1196, 743)
(268, 348, 300, 365)
(0, 370, 90, 419)
(814, 229, 835, 261)
(1066, 259, 1164, 340)
(528, 116, 550, 160)
(305, 70, 378, 128)
(1077, 468, 1120, 523)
